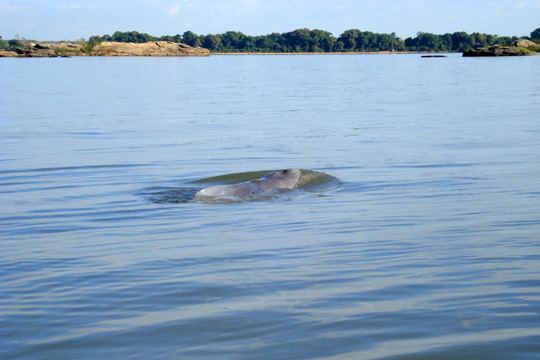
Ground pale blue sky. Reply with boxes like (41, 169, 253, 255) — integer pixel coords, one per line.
(1, 0, 539, 41)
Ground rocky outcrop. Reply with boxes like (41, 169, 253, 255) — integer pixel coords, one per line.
(13, 41, 210, 57)
(510, 39, 538, 49)
(463, 45, 535, 57)
(15, 43, 82, 57)
(95, 41, 210, 56)
(0, 50, 18, 57)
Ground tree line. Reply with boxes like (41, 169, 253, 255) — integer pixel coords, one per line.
(2, 28, 540, 53)
(0, 36, 26, 51)
(91, 27, 540, 53)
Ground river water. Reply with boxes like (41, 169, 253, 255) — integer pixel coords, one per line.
(1, 53, 540, 359)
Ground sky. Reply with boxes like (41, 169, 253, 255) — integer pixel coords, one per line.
(1, 0, 539, 41)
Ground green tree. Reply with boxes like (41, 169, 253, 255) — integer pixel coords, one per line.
(372, 33, 395, 51)
(336, 29, 404, 52)
(333, 40, 345, 52)
(111, 31, 128, 42)
(440, 33, 453, 50)
(337, 29, 360, 51)
(471, 32, 492, 47)
(88, 35, 104, 44)
(110, 30, 155, 43)
(485, 34, 497, 46)
(283, 28, 315, 52)
(172, 34, 183, 43)
(255, 35, 274, 51)
(7, 39, 23, 50)
(159, 35, 175, 42)
(182, 31, 201, 47)
(531, 27, 540, 41)
(451, 31, 473, 51)
(202, 34, 221, 51)
(310, 29, 335, 52)
(267, 32, 286, 52)
(221, 31, 245, 51)
(415, 32, 445, 51)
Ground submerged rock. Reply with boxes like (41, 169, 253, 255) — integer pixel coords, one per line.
(463, 45, 535, 57)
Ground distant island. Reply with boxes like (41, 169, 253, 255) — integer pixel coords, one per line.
(1, 27, 539, 56)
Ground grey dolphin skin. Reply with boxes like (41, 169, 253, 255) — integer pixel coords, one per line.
(195, 169, 302, 198)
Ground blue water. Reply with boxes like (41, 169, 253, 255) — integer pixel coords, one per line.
(1, 54, 540, 359)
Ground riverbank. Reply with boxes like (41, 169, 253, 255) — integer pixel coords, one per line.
(3, 42, 535, 58)
(211, 51, 452, 55)
(0, 48, 455, 58)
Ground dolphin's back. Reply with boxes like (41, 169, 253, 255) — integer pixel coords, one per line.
(194, 168, 301, 198)
(195, 183, 261, 197)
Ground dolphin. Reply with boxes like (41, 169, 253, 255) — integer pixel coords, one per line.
(194, 169, 302, 198)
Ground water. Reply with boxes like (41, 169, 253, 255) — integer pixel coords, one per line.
(1, 54, 540, 359)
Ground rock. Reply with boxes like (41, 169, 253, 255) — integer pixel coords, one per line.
(510, 38, 540, 52)
(463, 45, 534, 57)
(0, 50, 18, 57)
(15, 43, 82, 57)
(510, 39, 538, 48)
(95, 41, 210, 57)
(12, 41, 210, 57)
